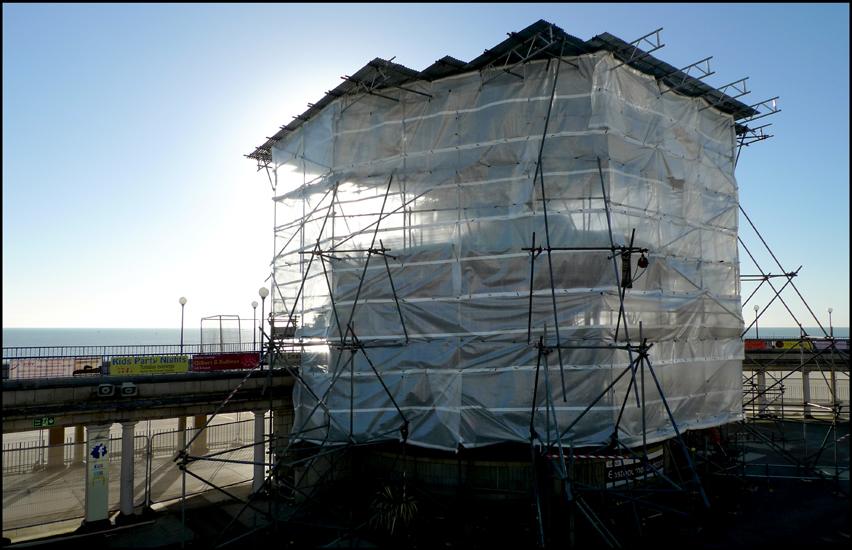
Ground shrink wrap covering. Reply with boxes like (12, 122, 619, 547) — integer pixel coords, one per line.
(271, 51, 743, 451)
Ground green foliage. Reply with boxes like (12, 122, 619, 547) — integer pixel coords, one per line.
(370, 484, 418, 536)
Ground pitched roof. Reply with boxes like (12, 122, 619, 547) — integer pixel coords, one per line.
(248, 20, 758, 167)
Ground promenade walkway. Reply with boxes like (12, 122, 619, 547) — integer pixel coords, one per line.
(3, 421, 849, 548)
(3, 419, 256, 541)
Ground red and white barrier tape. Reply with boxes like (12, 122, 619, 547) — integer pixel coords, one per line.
(222, 360, 261, 405)
(546, 454, 631, 460)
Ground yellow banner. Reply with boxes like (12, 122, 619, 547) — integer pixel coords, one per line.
(111, 356, 189, 375)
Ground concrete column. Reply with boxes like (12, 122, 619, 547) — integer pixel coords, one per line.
(117, 421, 139, 522)
(74, 425, 86, 465)
(829, 347, 837, 408)
(802, 370, 812, 418)
(83, 423, 112, 527)
(191, 415, 208, 456)
(756, 371, 768, 416)
(830, 370, 837, 408)
(272, 408, 294, 459)
(272, 408, 295, 487)
(177, 417, 187, 453)
(47, 427, 64, 469)
(252, 410, 266, 493)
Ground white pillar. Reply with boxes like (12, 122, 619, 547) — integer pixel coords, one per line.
(272, 407, 295, 490)
(47, 427, 64, 469)
(253, 410, 266, 493)
(84, 423, 112, 526)
(118, 421, 138, 521)
(802, 370, 812, 418)
(74, 425, 86, 465)
(756, 371, 768, 416)
(829, 346, 837, 408)
(191, 415, 208, 456)
(177, 417, 187, 452)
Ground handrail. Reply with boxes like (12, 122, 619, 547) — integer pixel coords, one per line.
(0, 344, 284, 380)
(2, 342, 262, 360)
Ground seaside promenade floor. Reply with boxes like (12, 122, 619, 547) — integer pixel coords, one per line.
(3, 420, 849, 548)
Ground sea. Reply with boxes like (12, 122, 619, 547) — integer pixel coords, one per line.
(2, 328, 258, 348)
(1, 326, 848, 348)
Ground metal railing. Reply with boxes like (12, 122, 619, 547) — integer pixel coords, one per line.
(2, 420, 257, 532)
(1, 343, 279, 380)
(2, 342, 262, 361)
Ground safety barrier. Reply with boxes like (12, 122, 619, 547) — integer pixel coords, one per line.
(1, 419, 257, 532)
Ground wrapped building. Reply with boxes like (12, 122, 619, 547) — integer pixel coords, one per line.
(249, 21, 754, 453)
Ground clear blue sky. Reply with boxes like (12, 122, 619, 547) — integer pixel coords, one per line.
(3, 3, 848, 330)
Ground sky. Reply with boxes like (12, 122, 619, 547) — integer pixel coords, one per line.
(3, 3, 848, 331)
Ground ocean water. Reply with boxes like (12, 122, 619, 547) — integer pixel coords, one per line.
(2, 327, 259, 348)
(2, 326, 846, 349)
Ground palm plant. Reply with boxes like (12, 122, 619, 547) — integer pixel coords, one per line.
(370, 484, 418, 536)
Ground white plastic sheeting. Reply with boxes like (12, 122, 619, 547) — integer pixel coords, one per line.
(270, 50, 743, 452)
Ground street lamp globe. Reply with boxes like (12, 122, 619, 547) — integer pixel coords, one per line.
(258, 288, 269, 354)
(180, 297, 187, 306)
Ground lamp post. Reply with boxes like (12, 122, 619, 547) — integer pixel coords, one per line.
(753, 304, 760, 339)
(252, 301, 258, 352)
(179, 297, 187, 354)
(258, 287, 269, 352)
(827, 307, 833, 338)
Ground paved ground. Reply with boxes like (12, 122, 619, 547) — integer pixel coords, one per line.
(3, 483, 261, 548)
(2, 419, 255, 535)
(3, 419, 849, 548)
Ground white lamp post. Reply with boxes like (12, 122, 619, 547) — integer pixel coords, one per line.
(252, 301, 259, 351)
(179, 297, 187, 353)
(827, 307, 833, 338)
(753, 304, 760, 339)
(258, 287, 269, 351)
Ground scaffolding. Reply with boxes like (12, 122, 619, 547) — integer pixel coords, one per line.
(708, 205, 850, 498)
(201, 315, 243, 353)
(170, 20, 805, 547)
(268, 28, 748, 455)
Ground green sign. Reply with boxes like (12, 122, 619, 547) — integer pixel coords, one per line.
(110, 355, 189, 374)
(33, 417, 55, 427)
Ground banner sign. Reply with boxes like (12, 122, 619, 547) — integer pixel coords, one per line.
(8, 357, 102, 379)
(745, 339, 848, 351)
(744, 340, 815, 350)
(744, 340, 767, 350)
(110, 356, 188, 375)
(772, 340, 814, 350)
(605, 448, 664, 487)
(278, 352, 301, 367)
(192, 353, 260, 372)
(814, 339, 849, 351)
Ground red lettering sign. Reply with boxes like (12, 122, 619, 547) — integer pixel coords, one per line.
(192, 353, 260, 372)
(744, 340, 766, 350)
